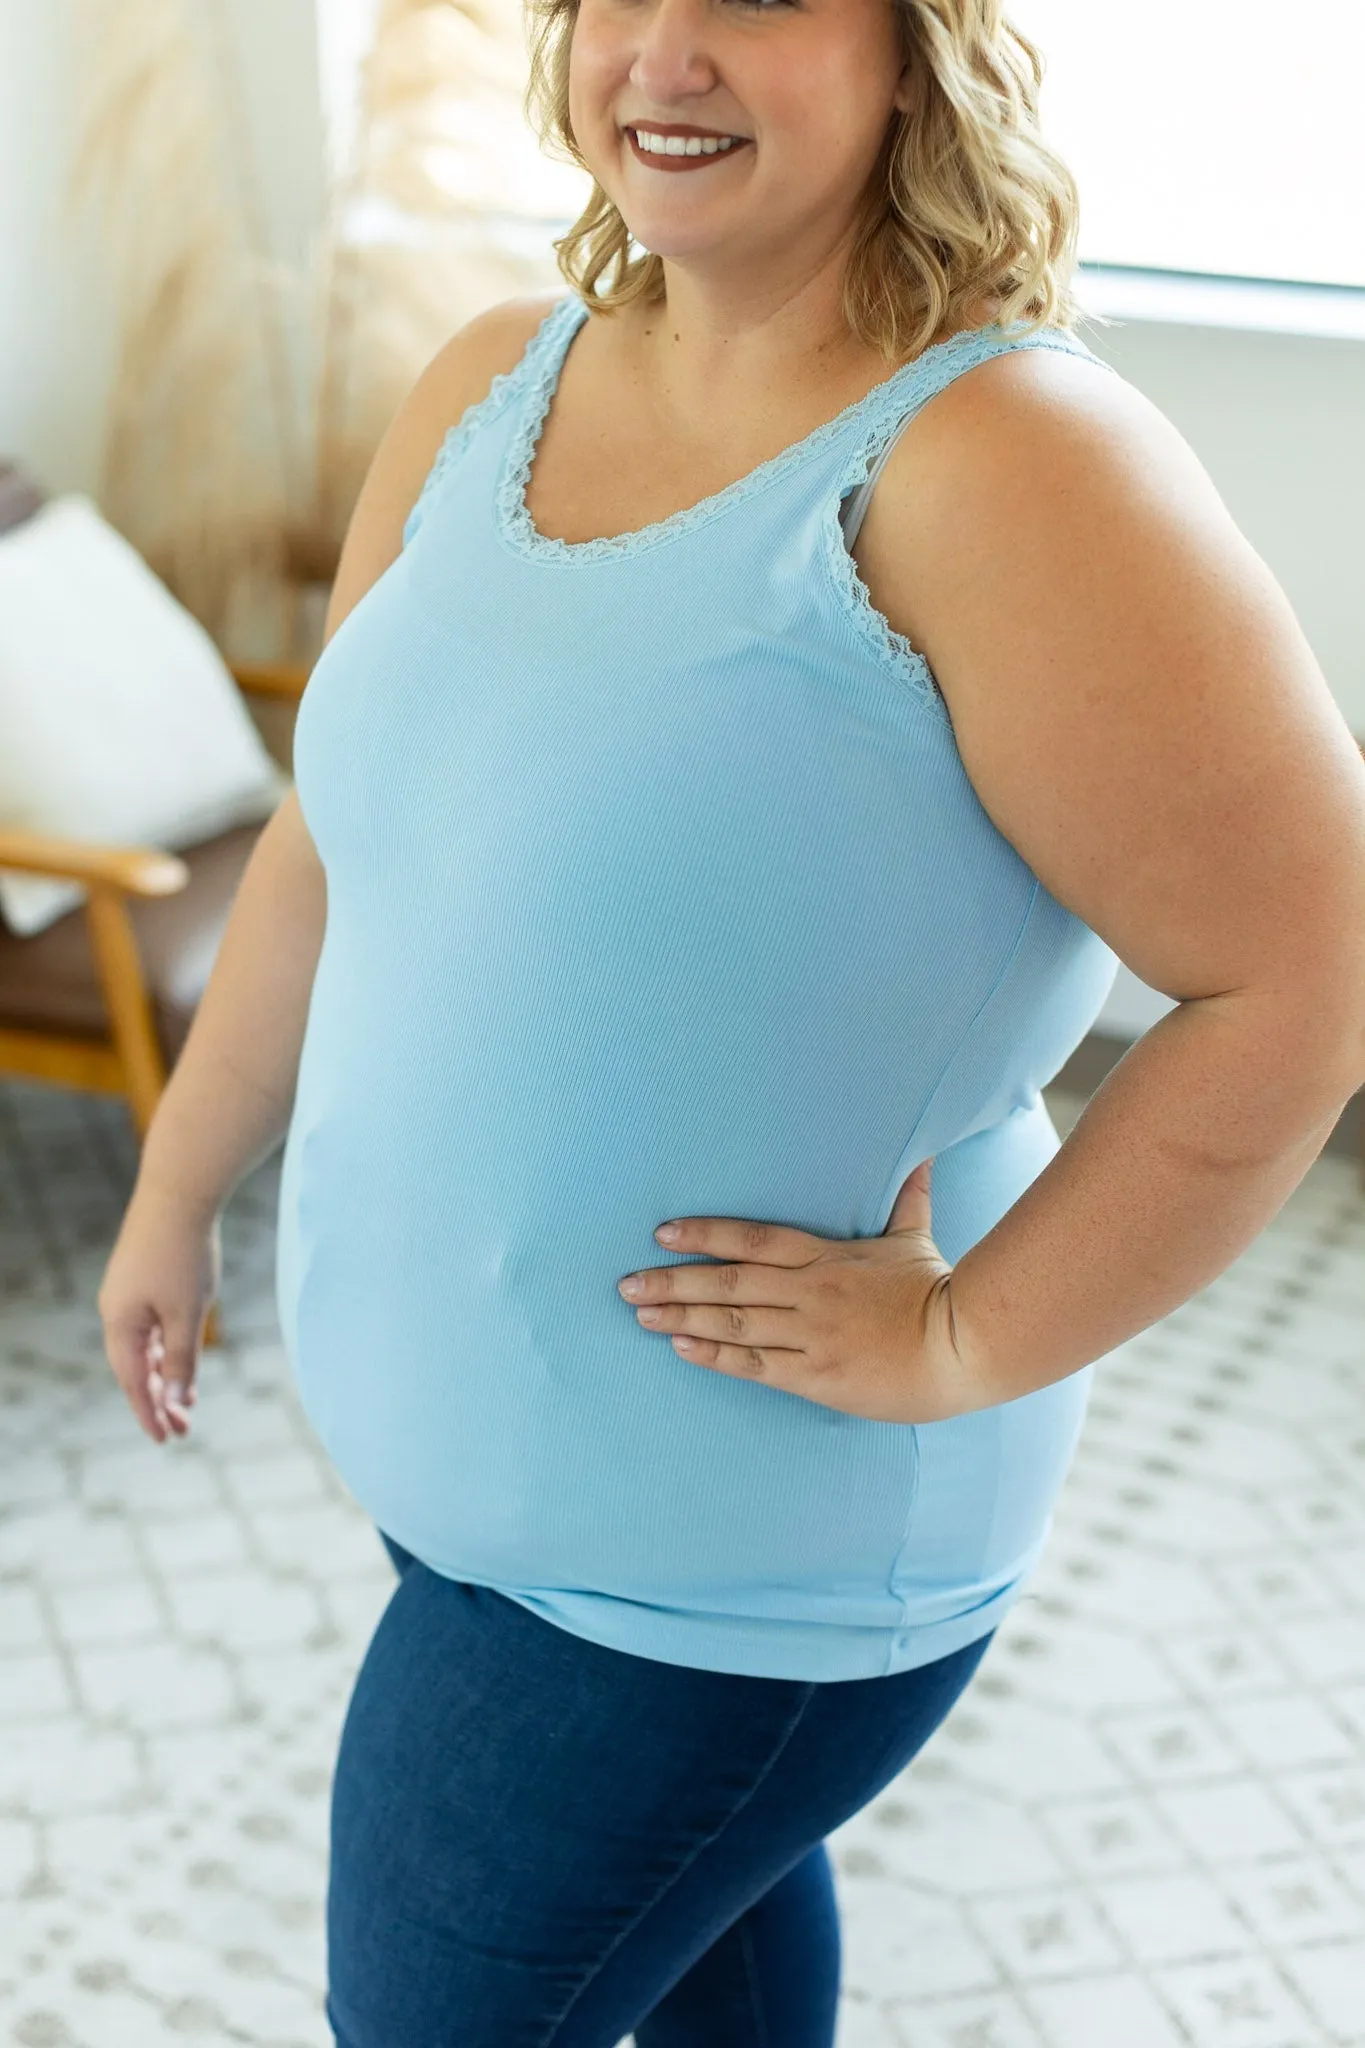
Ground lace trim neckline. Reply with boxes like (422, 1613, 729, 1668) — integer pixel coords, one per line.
(496, 293, 1029, 565)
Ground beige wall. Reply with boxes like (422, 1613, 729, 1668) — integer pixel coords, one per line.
(1083, 315, 1365, 737)
(1076, 316, 1365, 1038)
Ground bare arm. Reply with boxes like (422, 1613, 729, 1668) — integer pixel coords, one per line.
(134, 291, 564, 1224)
(134, 786, 327, 1220)
(874, 348, 1365, 1404)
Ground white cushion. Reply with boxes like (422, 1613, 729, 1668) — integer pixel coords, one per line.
(0, 495, 289, 936)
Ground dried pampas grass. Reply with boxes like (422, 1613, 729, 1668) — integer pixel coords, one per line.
(66, 0, 302, 651)
(65, 0, 589, 659)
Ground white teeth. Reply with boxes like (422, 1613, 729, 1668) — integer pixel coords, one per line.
(633, 129, 739, 158)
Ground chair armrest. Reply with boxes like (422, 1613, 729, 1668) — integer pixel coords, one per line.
(229, 659, 311, 701)
(0, 826, 189, 896)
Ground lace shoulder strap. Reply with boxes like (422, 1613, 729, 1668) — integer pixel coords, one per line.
(839, 324, 1118, 549)
(402, 294, 581, 547)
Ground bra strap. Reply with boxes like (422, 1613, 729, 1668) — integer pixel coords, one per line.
(839, 326, 1116, 550)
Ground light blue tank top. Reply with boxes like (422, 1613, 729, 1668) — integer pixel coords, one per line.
(276, 292, 1122, 1681)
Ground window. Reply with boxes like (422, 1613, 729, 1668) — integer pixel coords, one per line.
(1013, 0, 1365, 290)
(320, 2, 1364, 295)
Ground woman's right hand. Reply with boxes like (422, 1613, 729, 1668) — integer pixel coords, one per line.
(97, 1183, 222, 1443)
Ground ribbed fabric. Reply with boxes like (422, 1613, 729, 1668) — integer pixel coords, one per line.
(276, 293, 1122, 1681)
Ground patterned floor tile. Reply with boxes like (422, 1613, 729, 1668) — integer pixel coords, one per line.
(1089, 1869, 1250, 1967)
(1098, 1703, 1249, 1788)
(967, 1889, 1127, 1981)
(1215, 1853, 1365, 1951)
(1274, 1939, 1365, 2040)
(1314, 1543, 1365, 1617)
(835, 1780, 1071, 1896)
(1272, 1765, 1365, 1854)
(1162, 1617, 1313, 1699)
(837, 1877, 1004, 2000)
(1154, 1779, 1314, 1865)
(998, 1621, 1185, 1717)
(834, 1995, 904, 2048)
(1039, 1791, 1192, 1882)
(887, 1988, 1046, 2046)
(1152, 1953, 1324, 2047)
(1215, 1693, 1362, 1775)
(1018, 1972, 1190, 2048)
(1276, 1614, 1365, 1690)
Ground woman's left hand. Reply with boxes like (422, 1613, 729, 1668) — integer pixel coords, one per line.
(615, 1158, 987, 1425)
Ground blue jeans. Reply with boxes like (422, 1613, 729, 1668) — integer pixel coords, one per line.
(326, 1529, 997, 2048)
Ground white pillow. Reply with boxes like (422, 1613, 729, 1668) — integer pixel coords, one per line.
(0, 494, 290, 936)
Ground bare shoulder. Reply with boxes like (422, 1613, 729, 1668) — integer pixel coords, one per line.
(869, 339, 1365, 1023)
(870, 336, 1245, 732)
(324, 293, 568, 639)
(865, 338, 1252, 772)
(874, 338, 1226, 645)
(374, 289, 569, 501)
(388, 292, 570, 491)
(410, 291, 569, 434)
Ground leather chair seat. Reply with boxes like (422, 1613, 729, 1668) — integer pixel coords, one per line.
(0, 824, 262, 1065)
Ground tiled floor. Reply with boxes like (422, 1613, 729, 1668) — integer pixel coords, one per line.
(1, 1075, 1362, 2048)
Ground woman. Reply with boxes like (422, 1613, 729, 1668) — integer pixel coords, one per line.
(98, 0, 1365, 2042)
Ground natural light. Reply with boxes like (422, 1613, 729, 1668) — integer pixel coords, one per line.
(971, 0, 1365, 289)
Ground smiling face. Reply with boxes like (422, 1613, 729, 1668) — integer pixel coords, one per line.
(568, 0, 915, 279)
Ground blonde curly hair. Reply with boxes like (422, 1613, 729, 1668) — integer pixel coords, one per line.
(522, 0, 1084, 363)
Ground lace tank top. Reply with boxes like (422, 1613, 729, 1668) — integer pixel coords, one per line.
(275, 292, 1122, 1681)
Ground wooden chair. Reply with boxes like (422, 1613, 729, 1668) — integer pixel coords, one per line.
(0, 658, 309, 1345)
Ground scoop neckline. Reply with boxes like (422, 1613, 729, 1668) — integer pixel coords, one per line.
(496, 292, 1011, 563)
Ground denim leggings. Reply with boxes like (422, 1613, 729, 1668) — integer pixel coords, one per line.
(325, 1529, 996, 2048)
